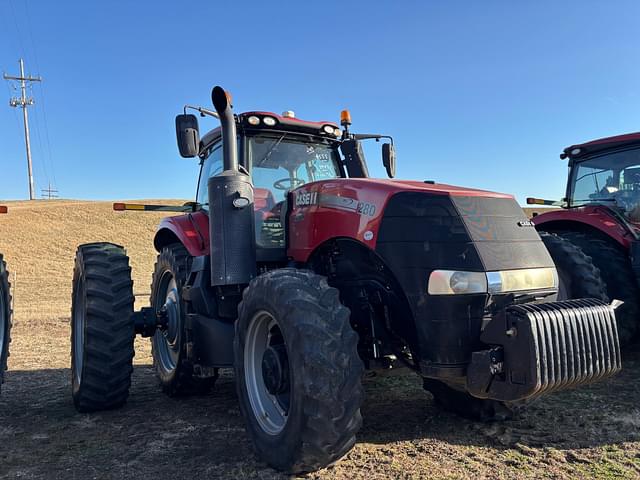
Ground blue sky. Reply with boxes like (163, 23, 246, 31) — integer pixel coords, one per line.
(1, 1, 639, 203)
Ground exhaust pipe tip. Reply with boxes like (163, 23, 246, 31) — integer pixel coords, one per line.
(211, 86, 230, 114)
(211, 85, 238, 173)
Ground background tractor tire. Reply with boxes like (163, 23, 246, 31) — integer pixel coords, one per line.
(0, 254, 12, 394)
(71, 243, 135, 413)
(423, 379, 516, 421)
(150, 243, 216, 396)
(554, 231, 638, 345)
(539, 232, 608, 301)
(235, 268, 364, 474)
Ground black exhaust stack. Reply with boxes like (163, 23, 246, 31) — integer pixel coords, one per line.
(208, 86, 256, 287)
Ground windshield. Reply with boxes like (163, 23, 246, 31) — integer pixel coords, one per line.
(248, 135, 342, 202)
(247, 134, 342, 249)
(570, 147, 640, 218)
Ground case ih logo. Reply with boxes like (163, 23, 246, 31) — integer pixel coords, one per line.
(295, 191, 318, 207)
(518, 220, 535, 227)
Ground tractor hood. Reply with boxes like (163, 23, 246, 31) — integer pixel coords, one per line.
(287, 177, 556, 372)
(288, 178, 552, 273)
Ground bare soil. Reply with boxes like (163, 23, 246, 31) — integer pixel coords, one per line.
(0, 200, 639, 479)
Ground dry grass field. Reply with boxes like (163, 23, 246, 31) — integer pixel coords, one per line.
(0, 199, 639, 479)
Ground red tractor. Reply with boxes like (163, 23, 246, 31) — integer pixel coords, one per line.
(70, 87, 622, 473)
(0, 205, 12, 394)
(531, 132, 640, 346)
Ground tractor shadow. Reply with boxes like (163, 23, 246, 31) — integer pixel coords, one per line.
(358, 346, 640, 450)
(0, 349, 639, 478)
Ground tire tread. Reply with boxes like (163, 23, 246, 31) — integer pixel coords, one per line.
(71, 242, 135, 412)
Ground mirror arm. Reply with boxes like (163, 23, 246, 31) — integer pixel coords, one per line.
(353, 133, 394, 144)
(184, 104, 220, 119)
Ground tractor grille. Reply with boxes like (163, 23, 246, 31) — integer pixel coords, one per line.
(507, 299, 621, 398)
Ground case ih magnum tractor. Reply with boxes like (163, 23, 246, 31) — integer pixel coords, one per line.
(0, 205, 11, 394)
(531, 132, 640, 346)
(70, 87, 621, 473)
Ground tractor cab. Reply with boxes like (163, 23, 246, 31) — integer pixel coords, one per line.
(178, 102, 395, 262)
(563, 136, 640, 223)
(194, 115, 346, 250)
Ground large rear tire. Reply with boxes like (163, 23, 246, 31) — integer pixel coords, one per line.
(71, 243, 135, 412)
(553, 231, 638, 345)
(235, 268, 364, 473)
(150, 243, 216, 395)
(0, 254, 12, 394)
(539, 232, 608, 301)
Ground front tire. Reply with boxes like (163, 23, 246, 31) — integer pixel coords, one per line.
(71, 243, 135, 412)
(150, 243, 216, 395)
(552, 231, 638, 345)
(0, 254, 12, 393)
(539, 232, 608, 301)
(235, 268, 364, 473)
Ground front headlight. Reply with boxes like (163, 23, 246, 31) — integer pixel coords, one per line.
(428, 267, 558, 295)
(486, 268, 558, 294)
(427, 270, 488, 295)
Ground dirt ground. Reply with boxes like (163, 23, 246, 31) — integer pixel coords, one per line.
(0, 200, 639, 479)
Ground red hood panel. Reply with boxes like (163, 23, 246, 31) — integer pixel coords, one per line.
(309, 178, 513, 199)
(287, 178, 515, 262)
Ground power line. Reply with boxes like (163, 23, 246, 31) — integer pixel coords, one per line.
(23, 0, 57, 188)
(41, 182, 59, 200)
(4, 59, 42, 200)
(27, 82, 50, 186)
(7, 0, 27, 60)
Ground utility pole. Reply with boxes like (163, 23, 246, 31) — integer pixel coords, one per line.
(4, 59, 42, 200)
(41, 182, 59, 200)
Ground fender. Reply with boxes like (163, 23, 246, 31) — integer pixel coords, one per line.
(532, 206, 633, 249)
(154, 211, 210, 256)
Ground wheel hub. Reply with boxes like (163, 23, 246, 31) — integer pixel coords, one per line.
(153, 274, 181, 373)
(261, 344, 289, 395)
(163, 295, 179, 344)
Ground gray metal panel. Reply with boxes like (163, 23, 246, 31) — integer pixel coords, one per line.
(208, 172, 257, 286)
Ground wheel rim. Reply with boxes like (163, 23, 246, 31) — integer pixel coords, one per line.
(153, 271, 181, 373)
(72, 279, 86, 385)
(244, 311, 291, 435)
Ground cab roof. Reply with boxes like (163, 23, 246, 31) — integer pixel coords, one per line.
(563, 132, 640, 160)
(200, 111, 340, 154)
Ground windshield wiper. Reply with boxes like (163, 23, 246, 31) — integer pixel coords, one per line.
(256, 133, 287, 167)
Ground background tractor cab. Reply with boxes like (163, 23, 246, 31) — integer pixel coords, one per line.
(530, 132, 640, 345)
(175, 96, 396, 258)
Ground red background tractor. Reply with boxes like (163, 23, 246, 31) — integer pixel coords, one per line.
(532, 133, 640, 345)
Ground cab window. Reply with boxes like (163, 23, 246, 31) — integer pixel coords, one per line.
(196, 144, 223, 209)
(248, 134, 341, 248)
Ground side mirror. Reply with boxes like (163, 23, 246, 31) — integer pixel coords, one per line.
(176, 114, 200, 158)
(382, 143, 396, 178)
